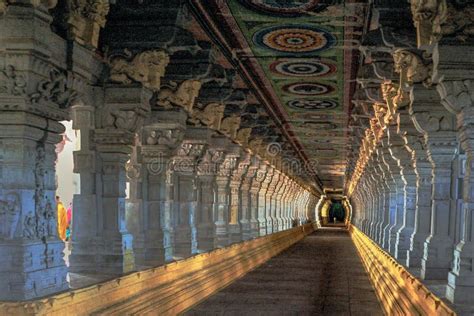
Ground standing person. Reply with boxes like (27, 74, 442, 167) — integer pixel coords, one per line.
(66, 202, 72, 241)
(56, 196, 67, 241)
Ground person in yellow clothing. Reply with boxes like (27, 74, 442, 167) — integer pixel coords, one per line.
(56, 196, 67, 241)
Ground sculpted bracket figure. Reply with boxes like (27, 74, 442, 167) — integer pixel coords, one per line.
(109, 50, 170, 92)
(66, 0, 110, 49)
(156, 80, 202, 113)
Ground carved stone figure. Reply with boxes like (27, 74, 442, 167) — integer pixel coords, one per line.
(190, 103, 225, 129)
(146, 129, 183, 148)
(220, 115, 241, 139)
(109, 50, 170, 92)
(30, 68, 78, 109)
(411, 0, 474, 45)
(0, 192, 21, 239)
(156, 80, 202, 113)
(66, 0, 110, 49)
(23, 215, 36, 239)
(236, 128, 252, 146)
(0, 65, 26, 96)
(101, 102, 150, 133)
(393, 49, 432, 86)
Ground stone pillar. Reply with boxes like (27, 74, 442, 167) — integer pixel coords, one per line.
(0, 101, 68, 300)
(228, 151, 248, 244)
(380, 136, 404, 255)
(388, 112, 418, 262)
(71, 86, 152, 276)
(266, 168, 278, 234)
(240, 156, 258, 240)
(374, 149, 390, 245)
(214, 143, 239, 247)
(281, 179, 292, 229)
(406, 87, 435, 268)
(249, 161, 265, 238)
(195, 146, 223, 252)
(408, 87, 459, 280)
(439, 78, 474, 302)
(171, 129, 208, 258)
(127, 110, 186, 266)
(258, 165, 271, 236)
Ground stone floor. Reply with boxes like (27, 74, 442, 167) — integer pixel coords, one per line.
(186, 227, 383, 315)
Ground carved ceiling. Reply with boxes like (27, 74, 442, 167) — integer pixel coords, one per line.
(97, 0, 370, 193)
(188, 0, 368, 190)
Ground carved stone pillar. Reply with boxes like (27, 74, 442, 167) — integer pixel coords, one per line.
(406, 87, 435, 268)
(381, 135, 404, 255)
(0, 97, 68, 300)
(0, 0, 82, 300)
(438, 79, 474, 302)
(249, 161, 265, 238)
(240, 156, 258, 240)
(266, 168, 279, 234)
(421, 130, 457, 280)
(195, 145, 224, 252)
(126, 110, 186, 267)
(374, 147, 390, 245)
(258, 165, 272, 236)
(214, 142, 238, 247)
(281, 178, 292, 229)
(171, 129, 208, 258)
(388, 112, 418, 262)
(229, 151, 248, 244)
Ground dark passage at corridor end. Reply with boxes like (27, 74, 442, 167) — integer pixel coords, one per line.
(186, 228, 383, 315)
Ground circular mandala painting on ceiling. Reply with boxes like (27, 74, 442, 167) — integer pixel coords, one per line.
(253, 25, 335, 54)
(287, 99, 338, 110)
(238, 0, 320, 16)
(270, 59, 336, 77)
(283, 83, 334, 96)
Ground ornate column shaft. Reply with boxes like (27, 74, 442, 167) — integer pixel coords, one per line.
(171, 129, 208, 258)
(240, 157, 258, 240)
(228, 151, 248, 244)
(249, 161, 265, 238)
(126, 110, 186, 266)
(257, 165, 271, 236)
(214, 141, 238, 247)
(388, 112, 418, 262)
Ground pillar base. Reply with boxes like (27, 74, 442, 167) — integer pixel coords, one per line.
(228, 224, 242, 244)
(71, 233, 135, 275)
(258, 219, 266, 236)
(406, 233, 428, 268)
(421, 237, 453, 280)
(239, 220, 251, 241)
(266, 219, 273, 235)
(174, 226, 193, 258)
(446, 241, 474, 304)
(0, 240, 68, 301)
(196, 223, 215, 252)
(395, 227, 414, 261)
(249, 220, 259, 238)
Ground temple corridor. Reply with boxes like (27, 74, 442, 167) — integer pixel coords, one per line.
(187, 227, 383, 315)
(1, 0, 474, 315)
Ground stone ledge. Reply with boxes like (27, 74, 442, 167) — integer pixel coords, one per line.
(0, 224, 314, 315)
(349, 225, 456, 316)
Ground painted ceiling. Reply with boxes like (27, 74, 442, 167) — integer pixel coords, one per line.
(195, 0, 362, 189)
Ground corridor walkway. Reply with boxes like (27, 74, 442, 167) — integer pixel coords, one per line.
(186, 228, 383, 315)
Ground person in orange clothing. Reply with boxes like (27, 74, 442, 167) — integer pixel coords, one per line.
(56, 196, 67, 241)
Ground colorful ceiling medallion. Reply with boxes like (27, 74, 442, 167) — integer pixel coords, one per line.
(237, 0, 320, 16)
(283, 82, 334, 96)
(253, 25, 335, 54)
(287, 98, 338, 110)
(270, 59, 336, 77)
